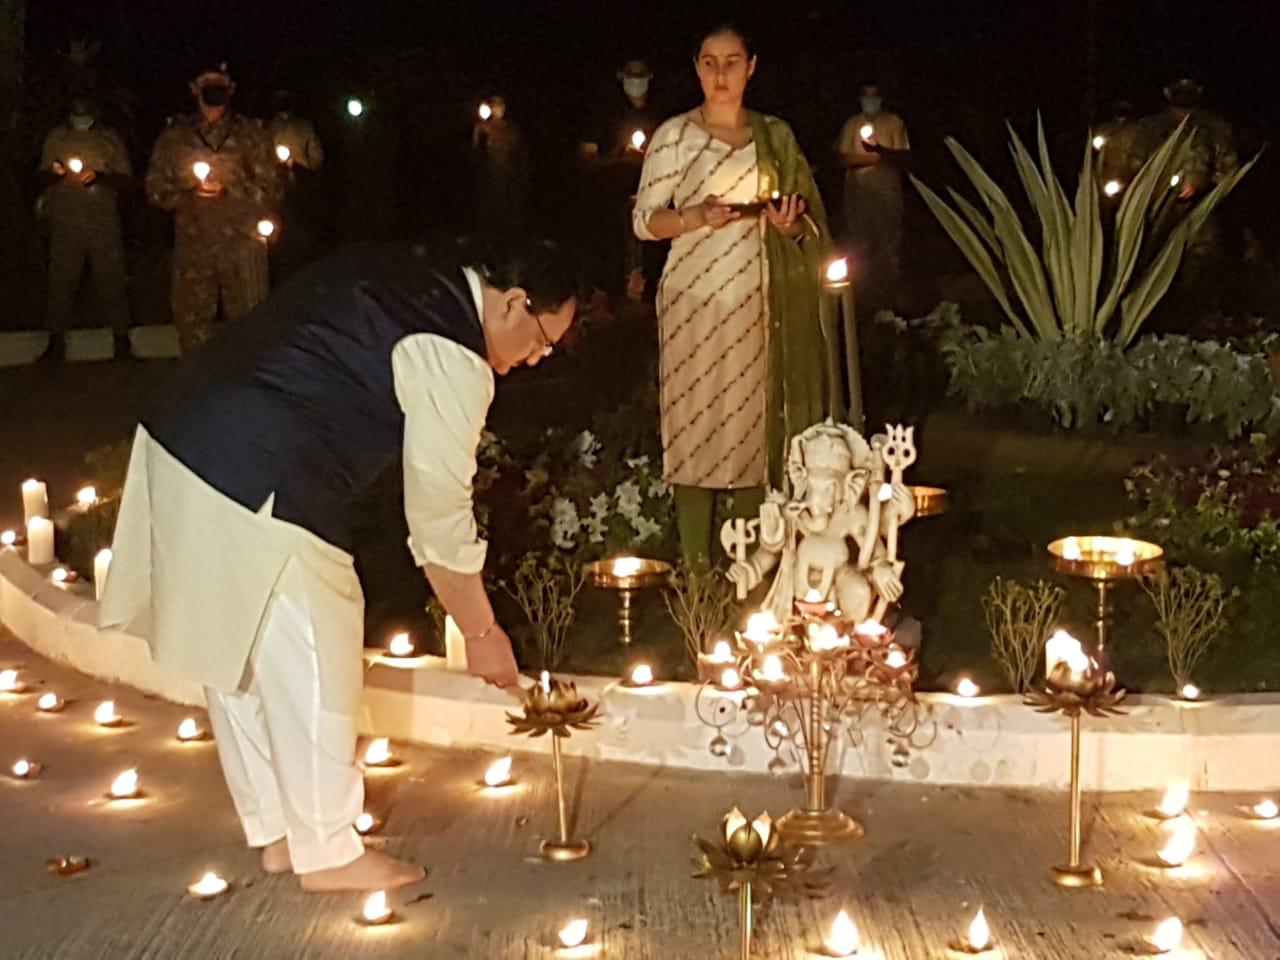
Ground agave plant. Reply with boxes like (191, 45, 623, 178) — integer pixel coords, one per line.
(913, 117, 1257, 348)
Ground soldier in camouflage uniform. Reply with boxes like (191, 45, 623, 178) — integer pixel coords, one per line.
(267, 90, 325, 172)
(39, 94, 133, 361)
(146, 66, 282, 353)
(266, 89, 324, 278)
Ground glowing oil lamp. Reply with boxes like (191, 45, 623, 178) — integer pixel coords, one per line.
(37, 692, 64, 712)
(1155, 819, 1196, 867)
(94, 700, 124, 727)
(483, 756, 514, 788)
(359, 890, 393, 925)
(187, 871, 229, 899)
(108, 768, 140, 799)
(363, 737, 399, 768)
(822, 909, 860, 956)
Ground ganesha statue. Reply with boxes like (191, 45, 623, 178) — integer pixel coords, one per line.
(721, 421, 918, 625)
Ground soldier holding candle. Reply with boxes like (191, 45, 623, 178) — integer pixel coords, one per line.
(145, 63, 282, 354)
(38, 94, 134, 362)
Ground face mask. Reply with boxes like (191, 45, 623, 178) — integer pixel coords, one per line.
(69, 114, 94, 131)
(860, 97, 882, 116)
(622, 76, 650, 98)
(200, 85, 231, 107)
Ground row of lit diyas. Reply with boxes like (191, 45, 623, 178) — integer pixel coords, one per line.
(695, 601, 926, 846)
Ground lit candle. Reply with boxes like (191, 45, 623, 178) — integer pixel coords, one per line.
(51, 566, 69, 584)
(1044, 630, 1082, 676)
(360, 890, 393, 925)
(627, 663, 654, 686)
(27, 516, 54, 565)
(75, 485, 98, 509)
(1155, 780, 1190, 819)
(955, 677, 980, 698)
(804, 588, 823, 603)
(1251, 798, 1278, 820)
(1180, 682, 1201, 700)
(1091, 134, 1106, 150)
(483, 756, 514, 788)
(1146, 917, 1183, 954)
(1156, 819, 1196, 867)
(94, 548, 113, 602)
(630, 129, 647, 150)
(37, 691, 64, 712)
(108, 768, 139, 799)
(964, 906, 992, 953)
(825, 258, 849, 284)
(1169, 173, 1182, 188)
(187, 871, 229, 899)
(540, 670, 552, 694)
(256, 219, 276, 239)
(823, 909, 860, 956)
(884, 646, 908, 670)
(742, 611, 780, 645)
(355, 812, 378, 834)
(759, 654, 786, 683)
(1104, 179, 1123, 197)
(94, 700, 123, 726)
(67, 157, 84, 174)
(854, 620, 887, 642)
(1113, 539, 1136, 566)
(709, 640, 733, 662)
(0, 529, 16, 547)
(718, 667, 741, 690)
(22, 478, 48, 523)
(558, 918, 589, 948)
(363, 737, 397, 767)
(612, 556, 643, 578)
(11, 759, 40, 779)
(347, 98, 365, 118)
(477, 102, 492, 121)
(192, 160, 211, 183)
(386, 631, 415, 657)
(1061, 536, 1082, 561)
(177, 717, 205, 741)
(275, 144, 291, 163)
(859, 123, 874, 141)
(0, 669, 26, 693)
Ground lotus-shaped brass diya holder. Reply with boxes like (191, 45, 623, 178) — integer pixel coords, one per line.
(506, 673, 602, 861)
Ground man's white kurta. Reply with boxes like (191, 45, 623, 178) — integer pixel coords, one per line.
(99, 270, 494, 714)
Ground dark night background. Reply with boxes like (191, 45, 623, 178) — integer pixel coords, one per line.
(4, 0, 1278, 325)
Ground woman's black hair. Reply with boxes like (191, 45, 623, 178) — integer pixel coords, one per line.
(468, 238, 584, 315)
(695, 21, 755, 60)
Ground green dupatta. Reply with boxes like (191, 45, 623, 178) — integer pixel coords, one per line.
(749, 111, 837, 487)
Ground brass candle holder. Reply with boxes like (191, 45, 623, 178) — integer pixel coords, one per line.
(1025, 633, 1126, 888)
(1048, 535, 1162, 653)
(584, 556, 672, 645)
(692, 808, 829, 959)
(908, 485, 948, 519)
(506, 673, 601, 862)
(695, 612, 928, 845)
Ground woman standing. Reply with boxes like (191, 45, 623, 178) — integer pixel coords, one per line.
(633, 23, 833, 568)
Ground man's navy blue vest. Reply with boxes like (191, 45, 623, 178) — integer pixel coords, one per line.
(143, 244, 488, 553)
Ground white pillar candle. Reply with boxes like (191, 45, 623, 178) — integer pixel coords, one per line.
(444, 615, 468, 670)
(27, 517, 54, 565)
(94, 548, 113, 602)
(22, 479, 48, 524)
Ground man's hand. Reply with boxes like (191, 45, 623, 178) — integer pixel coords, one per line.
(466, 624, 520, 688)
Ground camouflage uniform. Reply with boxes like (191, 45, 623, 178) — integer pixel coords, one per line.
(267, 114, 325, 171)
(39, 122, 132, 336)
(146, 113, 281, 353)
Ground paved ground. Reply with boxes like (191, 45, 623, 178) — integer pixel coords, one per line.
(2, 633, 1278, 959)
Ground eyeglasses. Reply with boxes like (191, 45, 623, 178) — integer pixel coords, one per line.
(527, 299, 554, 359)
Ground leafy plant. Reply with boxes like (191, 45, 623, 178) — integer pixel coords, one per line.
(1142, 566, 1233, 689)
(663, 563, 738, 667)
(912, 117, 1257, 346)
(502, 552, 586, 670)
(982, 577, 1065, 692)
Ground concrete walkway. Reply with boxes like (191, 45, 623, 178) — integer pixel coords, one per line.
(1, 633, 1278, 959)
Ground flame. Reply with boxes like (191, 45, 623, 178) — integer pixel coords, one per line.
(1061, 537, 1082, 561)
(540, 670, 552, 693)
(803, 587, 824, 603)
(1, 530, 15, 546)
(1157, 820, 1196, 866)
(355, 812, 377, 834)
(629, 663, 654, 685)
(719, 667, 741, 690)
(51, 567, 69, 583)
(1150, 917, 1183, 953)
(484, 756, 513, 787)
(558, 918, 589, 948)
(192, 161, 211, 181)
(68, 157, 84, 174)
(110, 768, 139, 798)
(710, 640, 733, 662)
(760, 655, 786, 682)
(347, 98, 365, 118)
(1170, 173, 1182, 188)
(1253, 798, 1278, 820)
(630, 129, 647, 149)
(1104, 179, 1123, 197)
(478, 102, 492, 121)
(744, 610, 780, 642)
(885, 646, 908, 670)
(362, 890, 392, 923)
(955, 677, 980, 698)
(387, 632, 414, 657)
(177, 718, 202, 741)
(37, 692, 61, 711)
(1114, 540, 1136, 566)
(855, 620, 887, 640)
(612, 556, 643, 577)
(256, 219, 276, 238)
(189, 871, 228, 897)
(825, 910, 860, 955)
(94, 700, 119, 725)
(75, 485, 98, 507)
(12, 759, 32, 778)
(859, 123, 874, 140)
(275, 144, 291, 162)
(1045, 630, 1082, 674)
(825, 258, 849, 283)
(0, 669, 22, 692)
(1157, 780, 1190, 818)
(1180, 683, 1201, 700)
(364, 737, 393, 766)
(967, 906, 991, 950)
(1092, 134, 1106, 149)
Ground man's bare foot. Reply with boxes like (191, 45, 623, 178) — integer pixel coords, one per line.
(260, 839, 291, 874)
(299, 849, 425, 892)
